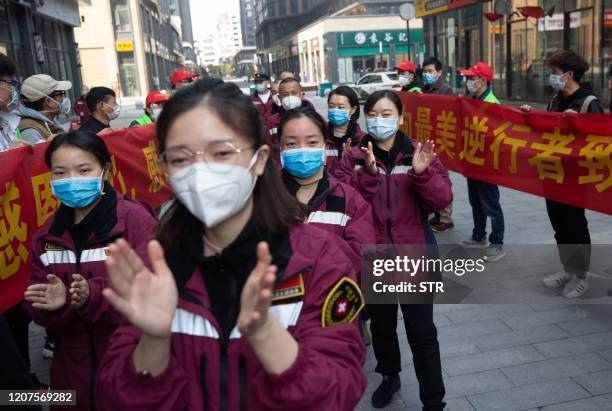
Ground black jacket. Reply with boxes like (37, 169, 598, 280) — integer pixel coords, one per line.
(547, 83, 604, 113)
(423, 78, 454, 96)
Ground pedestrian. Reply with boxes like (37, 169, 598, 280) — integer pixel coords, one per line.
(0, 52, 22, 151)
(74, 86, 91, 127)
(129, 90, 169, 127)
(538, 50, 602, 298)
(422, 57, 454, 95)
(22, 130, 157, 411)
(421, 57, 456, 232)
(459, 62, 506, 261)
(263, 77, 305, 163)
(17, 74, 72, 144)
(252, 73, 275, 121)
(336, 90, 449, 410)
(96, 78, 366, 410)
(171, 68, 198, 92)
(80, 87, 119, 134)
(395, 60, 424, 93)
(277, 69, 296, 82)
(278, 107, 376, 346)
(325, 85, 367, 176)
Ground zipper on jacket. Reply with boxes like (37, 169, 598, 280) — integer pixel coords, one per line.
(239, 355, 248, 411)
(219, 341, 229, 411)
(200, 355, 209, 411)
(385, 172, 393, 243)
(85, 270, 97, 411)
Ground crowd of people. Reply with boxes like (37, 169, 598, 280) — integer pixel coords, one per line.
(0, 48, 607, 410)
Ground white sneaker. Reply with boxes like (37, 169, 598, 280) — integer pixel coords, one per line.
(461, 237, 490, 249)
(542, 270, 572, 288)
(484, 246, 506, 262)
(562, 278, 589, 299)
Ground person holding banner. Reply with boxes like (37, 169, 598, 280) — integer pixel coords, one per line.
(336, 90, 450, 410)
(96, 78, 367, 410)
(23, 130, 157, 411)
(459, 62, 506, 262)
(325, 85, 367, 176)
(540, 50, 602, 298)
(80, 87, 119, 134)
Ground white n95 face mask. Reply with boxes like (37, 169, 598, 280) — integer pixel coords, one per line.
(168, 150, 260, 228)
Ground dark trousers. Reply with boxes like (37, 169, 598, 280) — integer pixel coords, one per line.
(467, 178, 505, 245)
(368, 303, 446, 410)
(546, 199, 591, 278)
(3, 302, 31, 370)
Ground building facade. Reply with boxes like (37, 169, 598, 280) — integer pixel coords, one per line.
(239, 0, 256, 47)
(419, 0, 611, 105)
(0, 0, 85, 98)
(217, 12, 243, 64)
(253, 0, 421, 82)
(75, 0, 196, 101)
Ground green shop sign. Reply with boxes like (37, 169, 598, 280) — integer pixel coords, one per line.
(336, 30, 424, 47)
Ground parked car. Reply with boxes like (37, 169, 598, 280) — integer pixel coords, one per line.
(350, 72, 402, 101)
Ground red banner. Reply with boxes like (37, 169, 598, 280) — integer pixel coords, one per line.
(0, 125, 172, 312)
(398, 93, 612, 215)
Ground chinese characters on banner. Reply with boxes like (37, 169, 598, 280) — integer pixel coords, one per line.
(0, 124, 172, 312)
(398, 93, 612, 215)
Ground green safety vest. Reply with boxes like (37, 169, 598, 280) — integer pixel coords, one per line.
(15, 127, 23, 141)
(134, 114, 153, 126)
(481, 89, 500, 105)
(408, 86, 423, 93)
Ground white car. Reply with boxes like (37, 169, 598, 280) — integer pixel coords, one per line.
(350, 72, 402, 100)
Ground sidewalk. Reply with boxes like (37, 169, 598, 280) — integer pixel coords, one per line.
(27, 171, 612, 410)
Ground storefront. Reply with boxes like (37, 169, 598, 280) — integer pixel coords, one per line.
(0, 0, 82, 96)
(420, 0, 611, 105)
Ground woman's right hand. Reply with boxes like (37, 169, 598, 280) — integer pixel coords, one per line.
(360, 141, 378, 175)
(103, 239, 177, 339)
(24, 274, 66, 311)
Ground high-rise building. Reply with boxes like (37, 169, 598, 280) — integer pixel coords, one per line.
(75, 0, 198, 100)
(217, 12, 243, 63)
(239, 0, 256, 47)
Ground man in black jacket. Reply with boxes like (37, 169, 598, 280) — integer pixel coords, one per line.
(540, 50, 603, 299)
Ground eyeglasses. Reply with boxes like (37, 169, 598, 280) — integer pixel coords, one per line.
(0, 78, 20, 91)
(49, 91, 66, 98)
(161, 141, 254, 173)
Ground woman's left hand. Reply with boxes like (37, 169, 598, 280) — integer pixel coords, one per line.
(237, 242, 278, 338)
(412, 140, 436, 175)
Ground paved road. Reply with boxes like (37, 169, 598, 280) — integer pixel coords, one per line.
(27, 94, 612, 411)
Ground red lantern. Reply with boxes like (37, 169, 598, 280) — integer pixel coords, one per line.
(484, 12, 504, 22)
(517, 6, 545, 18)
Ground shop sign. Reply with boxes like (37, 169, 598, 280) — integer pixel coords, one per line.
(116, 40, 134, 52)
(605, 11, 612, 28)
(336, 30, 424, 47)
(537, 12, 580, 32)
(416, 0, 448, 17)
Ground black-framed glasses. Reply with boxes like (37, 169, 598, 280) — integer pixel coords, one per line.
(0, 79, 20, 90)
(161, 142, 254, 173)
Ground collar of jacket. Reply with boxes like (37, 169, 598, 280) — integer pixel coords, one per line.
(281, 169, 334, 213)
(165, 206, 294, 293)
(45, 182, 120, 248)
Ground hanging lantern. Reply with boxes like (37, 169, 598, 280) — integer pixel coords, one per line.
(517, 6, 546, 19)
(484, 12, 504, 22)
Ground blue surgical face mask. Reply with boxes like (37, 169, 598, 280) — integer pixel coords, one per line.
(366, 117, 398, 141)
(255, 83, 267, 94)
(549, 74, 567, 91)
(423, 72, 437, 85)
(51, 173, 105, 209)
(0, 86, 19, 112)
(328, 108, 351, 126)
(280, 147, 325, 179)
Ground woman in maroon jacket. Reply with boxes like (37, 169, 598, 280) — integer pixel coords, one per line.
(96, 78, 366, 411)
(336, 90, 452, 410)
(23, 131, 158, 411)
(325, 86, 367, 177)
(278, 107, 375, 262)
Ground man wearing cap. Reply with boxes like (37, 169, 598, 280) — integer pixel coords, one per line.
(396, 60, 424, 93)
(130, 90, 170, 127)
(459, 61, 505, 262)
(252, 73, 275, 120)
(171, 69, 198, 92)
(16, 74, 72, 143)
(422, 57, 454, 96)
(460, 61, 499, 104)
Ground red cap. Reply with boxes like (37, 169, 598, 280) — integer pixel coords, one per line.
(171, 69, 198, 87)
(396, 60, 416, 73)
(459, 62, 493, 82)
(146, 90, 170, 106)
